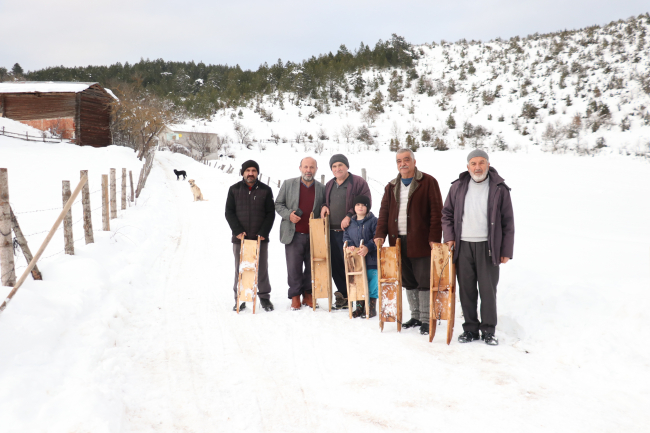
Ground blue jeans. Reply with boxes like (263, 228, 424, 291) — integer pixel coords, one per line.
(367, 269, 378, 299)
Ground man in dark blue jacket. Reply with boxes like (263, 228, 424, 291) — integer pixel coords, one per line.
(225, 160, 276, 312)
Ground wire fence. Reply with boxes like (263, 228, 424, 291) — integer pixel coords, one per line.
(0, 126, 69, 144)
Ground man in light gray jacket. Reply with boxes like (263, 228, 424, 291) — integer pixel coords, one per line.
(275, 157, 326, 310)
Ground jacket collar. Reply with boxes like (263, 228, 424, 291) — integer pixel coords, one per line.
(241, 178, 260, 189)
(458, 166, 505, 186)
(389, 167, 423, 186)
(350, 211, 375, 223)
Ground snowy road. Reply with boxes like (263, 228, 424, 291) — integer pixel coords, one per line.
(112, 151, 649, 432)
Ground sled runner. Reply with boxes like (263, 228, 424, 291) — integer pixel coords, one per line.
(343, 240, 370, 319)
(236, 236, 261, 314)
(376, 238, 402, 332)
(309, 213, 332, 311)
(429, 243, 456, 344)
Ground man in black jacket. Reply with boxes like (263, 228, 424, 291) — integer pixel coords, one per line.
(225, 160, 276, 312)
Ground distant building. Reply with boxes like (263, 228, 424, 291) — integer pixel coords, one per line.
(158, 125, 222, 159)
(0, 81, 116, 147)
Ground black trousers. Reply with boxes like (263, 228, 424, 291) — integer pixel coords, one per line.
(399, 236, 431, 292)
(232, 241, 271, 300)
(285, 233, 312, 299)
(330, 230, 347, 297)
(457, 241, 500, 334)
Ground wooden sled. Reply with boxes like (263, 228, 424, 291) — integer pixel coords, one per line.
(377, 238, 402, 332)
(343, 240, 370, 319)
(429, 243, 456, 344)
(236, 236, 261, 314)
(309, 213, 332, 311)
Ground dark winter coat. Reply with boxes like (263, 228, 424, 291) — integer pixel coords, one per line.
(323, 173, 372, 219)
(225, 178, 276, 243)
(441, 166, 514, 266)
(342, 212, 378, 269)
(375, 168, 444, 258)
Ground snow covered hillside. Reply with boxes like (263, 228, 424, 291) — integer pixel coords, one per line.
(173, 14, 650, 159)
(0, 132, 648, 431)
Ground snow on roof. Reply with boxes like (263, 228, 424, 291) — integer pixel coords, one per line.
(0, 81, 97, 94)
(104, 88, 118, 101)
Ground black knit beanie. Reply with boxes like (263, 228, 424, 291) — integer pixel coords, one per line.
(241, 160, 260, 175)
(353, 195, 371, 212)
(329, 154, 349, 169)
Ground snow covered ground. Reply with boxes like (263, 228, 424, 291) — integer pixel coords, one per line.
(0, 131, 648, 432)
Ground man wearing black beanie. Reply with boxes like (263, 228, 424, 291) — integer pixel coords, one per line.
(320, 153, 372, 310)
(225, 160, 276, 312)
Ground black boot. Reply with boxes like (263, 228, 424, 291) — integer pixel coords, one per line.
(403, 318, 422, 329)
(362, 298, 377, 318)
(233, 302, 246, 312)
(482, 332, 499, 346)
(333, 292, 349, 310)
(352, 301, 365, 318)
(458, 331, 480, 343)
(419, 323, 429, 335)
(260, 298, 274, 312)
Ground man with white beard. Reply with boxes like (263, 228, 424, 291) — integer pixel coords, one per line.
(441, 150, 515, 346)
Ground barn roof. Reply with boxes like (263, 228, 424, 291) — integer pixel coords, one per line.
(0, 81, 102, 94)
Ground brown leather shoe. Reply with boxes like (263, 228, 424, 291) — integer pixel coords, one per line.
(302, 293, 314, 308)
(291, 296, 301, 311)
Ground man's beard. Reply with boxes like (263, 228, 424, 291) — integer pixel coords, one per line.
(302, 174, 314, 182)
(470, 170, 488, 182)
(245, 175, 257, 183)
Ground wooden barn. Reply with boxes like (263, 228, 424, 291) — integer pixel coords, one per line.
(0, 82, 116, 147)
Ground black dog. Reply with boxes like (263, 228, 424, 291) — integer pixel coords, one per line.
(173, 169, 187, 180)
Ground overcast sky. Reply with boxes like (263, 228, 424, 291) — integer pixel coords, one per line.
(1, 0, 648, 73)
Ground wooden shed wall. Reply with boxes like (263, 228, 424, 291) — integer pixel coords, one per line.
(0, 93, 76, 120)
(78, 85, 112, 147)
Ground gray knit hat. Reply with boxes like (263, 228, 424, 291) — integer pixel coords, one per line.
(467, 149, 489, 163)
(329, 154, 349, 169)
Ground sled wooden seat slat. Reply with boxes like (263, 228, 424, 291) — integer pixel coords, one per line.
(309, 213, 332, 312)
(237, 236, 261, 314)
(377, 238, 402, 332)
(429, 243, 456, 344)
(344, 240, 370, 319)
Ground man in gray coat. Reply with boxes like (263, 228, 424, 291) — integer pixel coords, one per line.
(442, 150, 514, 346)
(275, 157, 326, 310)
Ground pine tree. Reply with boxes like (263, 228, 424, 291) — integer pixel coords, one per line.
(12, 63, 23, 76)
(446, 113, 456, 129)
(370, 91, 384, 113)
(405, 134, 419, 152)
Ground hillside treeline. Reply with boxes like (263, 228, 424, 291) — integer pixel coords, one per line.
(23, 35, 417, 117)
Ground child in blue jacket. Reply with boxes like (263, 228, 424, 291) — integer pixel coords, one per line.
(343, 195, 378, 318)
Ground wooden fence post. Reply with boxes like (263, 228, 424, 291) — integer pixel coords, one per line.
(102, 175, 110, 231)
(129, 170, 134, 202)
(321, 174, 325, 184)
(0, 168, 15, 287)
(62, 181, 74, 255)
(121, 168, 127, 210)
(9, 207, 42, 280)
(361, 168, 367, 180)
(135, 167, 144, 199)
(277, 180, 280, 188)
(110, 168, 117, 219)
(0, 175, 87, 314)
(81, 170, 94, 244)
